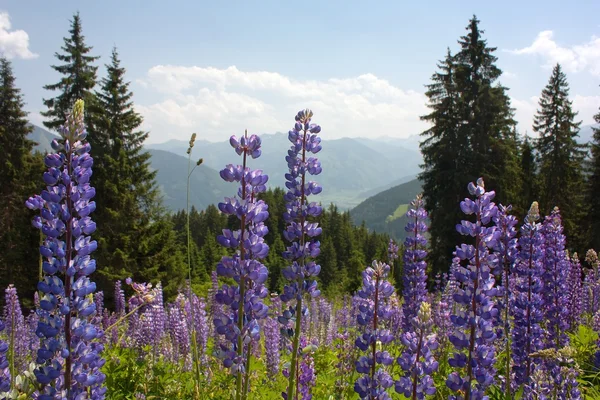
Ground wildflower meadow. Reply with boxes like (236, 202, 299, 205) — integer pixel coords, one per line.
(2, 6, 600, 400)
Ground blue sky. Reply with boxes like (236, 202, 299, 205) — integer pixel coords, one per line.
(2, 0, 600, 143)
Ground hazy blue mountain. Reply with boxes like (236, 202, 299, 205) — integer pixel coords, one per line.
(28, 123, 57, 153)
(147, 132, 424, 209)
(350, 178, 423, 240)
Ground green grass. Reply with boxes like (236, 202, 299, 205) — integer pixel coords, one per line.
(385, 203, 409, 223)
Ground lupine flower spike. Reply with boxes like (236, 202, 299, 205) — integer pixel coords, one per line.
(511, 202, 545, 396)
(354, 260, 395, 399)
(401, 194, 428, 332)
(492, 204, 518, 396)
(25, 99, 106, 399)
(277, 109, 323, 400)
(396, 302, 438, 400)
(214, 129, 270, 400)
(446, 178, 500, 400)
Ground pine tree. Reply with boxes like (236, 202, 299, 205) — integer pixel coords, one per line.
(88, 47, 185, 300)
(0, 58, 43, 302)
(420, 49, 463, 276)
(42, 12, 99, 131)
(588, 87, 600, 251)
(420, 16, 519, 275)
(533, 63, 586, 249)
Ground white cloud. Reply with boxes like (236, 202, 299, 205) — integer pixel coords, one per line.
(0, 12, 37, 60)
(137, 64, 599, 144)
(509, 30, 600, 76)
(137, 65, 430, 143)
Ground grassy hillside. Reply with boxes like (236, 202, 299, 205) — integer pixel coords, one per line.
(350, 178, 422, 240)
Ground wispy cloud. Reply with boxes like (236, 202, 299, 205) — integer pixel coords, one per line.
(0, 11, 38, 60)
(508, 30, 600, 76)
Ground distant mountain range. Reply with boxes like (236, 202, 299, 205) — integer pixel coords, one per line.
(28, 124, 424, 212)
(146, 132, 424, 209)
(29, 122, 599, 230)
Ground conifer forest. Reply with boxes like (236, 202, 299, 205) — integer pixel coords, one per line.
(3, 7, 600, 400)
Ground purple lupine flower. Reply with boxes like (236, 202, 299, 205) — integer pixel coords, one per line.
(264, 315, 281, 378)
(25, 100, 106, 399)
(491, 204, 518, 396)
(298, 337, 317, 400)
(542, 207, 570, 349)
(278, 109, 323, 400)
(446, 178, 500, 400)
(511, 202, 546, 390)
(0, 319, 9, 394)
(114, 280, 125, 315)
(567, 253, 582, 331)
(4, 284, 29, 377)
(402, 194, 428, 332)
(26, 310, 40, 362)
(214, 130, 270, 398)
(168, 295, 191, 363)
(387, 294, 403, 345)
(584, 249, 600, 318)
(354, 260, 395, 399)
(185, 292, 209, 368)
(396, 302, 438, 400)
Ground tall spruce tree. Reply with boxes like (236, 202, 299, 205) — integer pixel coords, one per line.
(0, 57, 43, 302)
(533, 63, 585, 249)
(420, 16, 519, 275)
(42, 12, 99, 131)
(588, 87, 600, 251)
(88, 47, 186, 300)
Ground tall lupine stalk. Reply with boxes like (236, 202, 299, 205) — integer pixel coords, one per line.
(0, 319, 8, 394)
(25, 100, 106, 399)
(446, 178, 500, 400)
(566, 252, 582, 331)
(541, 208, 575, 399)
(492, 204, 518, 396)
(185, 132, 204, 396)
(511, 202, 545, 393)
(542, 207, 570, 350)
(4, 285, 27, 381)
(277, 109, 323, 400)
(214, 130, 270, 400)
(354, 261, 395, 399)
(396, 302, 438, 400)
(401, 194, 428, 332)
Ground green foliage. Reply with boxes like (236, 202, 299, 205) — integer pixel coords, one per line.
(102, 346, 196, 399)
